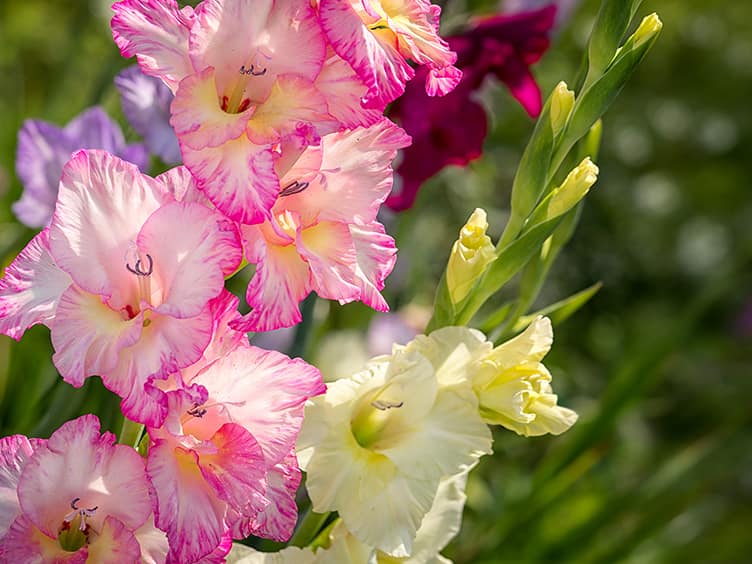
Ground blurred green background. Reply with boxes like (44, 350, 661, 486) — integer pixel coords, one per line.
(0, 0, 749, 562)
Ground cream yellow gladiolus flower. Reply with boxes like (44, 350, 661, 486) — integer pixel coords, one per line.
(406, 317, 578, 437)
(296, 348, 491, 557)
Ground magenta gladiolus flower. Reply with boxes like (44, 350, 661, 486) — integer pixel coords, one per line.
(13, 107, 148, 228)
(111, 0, 375, 225)
(236, 119, 410, 331)
(318, 0, 461, 108)
(116, 66, 182, 165)
(386, 5, 556, 211)
(0, 415, 154, 562)
(0, 151, 242, 426)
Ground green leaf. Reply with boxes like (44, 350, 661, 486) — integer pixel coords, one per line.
(510, 282, 603, 335)
(427, 271, 457, 331)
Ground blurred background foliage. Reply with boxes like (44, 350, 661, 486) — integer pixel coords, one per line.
(0, 0, 750, 562)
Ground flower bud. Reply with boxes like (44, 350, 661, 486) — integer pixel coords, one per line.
(546, 157, 599, 220)
(633, 13, 663, 50)
(550, 81, 575, 137)
(446, 208, 496, 304)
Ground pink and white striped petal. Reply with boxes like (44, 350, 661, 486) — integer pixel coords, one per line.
(0, 436, 43, 538)
(350, 221, 397, 312)
(297, 222, 360, 303)
(51, 285, 143, 388)
(189, 345, 325, 466)
(281, 121, 410, 226)
(50, 150, 169, 310)
(181, 136, 279, 225)
(319, 0, 414, 108)
(0, 229, 71, 341)
(85, 516, 142, 564)
(137, 201, 242, 319)
(148, 442, 228, 563)
(228, 452, 302, 542)
(111, 0, 195, 93)
(234, 231, 312, 332)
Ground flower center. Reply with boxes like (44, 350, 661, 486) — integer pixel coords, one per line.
(221, 51, 272, 114)
(351, 396, 404, 449)
(57, 497, 98, 552)
(123, 248, 155, 326)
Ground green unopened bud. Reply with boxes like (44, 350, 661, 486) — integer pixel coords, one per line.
(550, 82, 575, 137)
(633, 13, 663, 50)
(546, 157, 599, 220)
(446, 208, 496, 304)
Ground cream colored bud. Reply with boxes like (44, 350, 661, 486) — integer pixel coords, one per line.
(633, 13, 663, 49)
(446, 208, 496, 304)
(550, 81, 575, 136)
(546, 157, 599, 220)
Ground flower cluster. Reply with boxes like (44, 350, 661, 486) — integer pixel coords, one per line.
(0, 0, 466, 561)
(0, 0, 609, 559)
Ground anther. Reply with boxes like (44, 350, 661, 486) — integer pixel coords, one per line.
(371, 399, 404, 411)
(126, 253, 153, 276)
(279, 180, 310, 197)
(239, 64, 267, 76)
(187, 403, 208, 418)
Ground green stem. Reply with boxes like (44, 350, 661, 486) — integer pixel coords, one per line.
(118, 417, 145, 448)
(288, 508, 331, 548)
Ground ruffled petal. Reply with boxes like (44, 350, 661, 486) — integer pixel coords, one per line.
(192, 345, 325, 466)
(111, 0, 195, 92)
(319, 0, 414, 108)
(181, 136, 279, 225)
(133, 514, 169, 564)
(103, 307, 214, 425)
(281, 120, 410, 225)
(148, 442, 227, 563)
(189, 0, 326, 89)
(137, 201, 242, 318)
(297, 221, 360, 302)
(349, 222, 396, 312)
(51, 285, 143, 388)
(155, 165, 209, 205)
(0, 229, 72, 340)
(234, 231, 311, 332)
(315, 51, 383, 128)
(49, 150, 169, 308)
(0, 436, 42, 537)
(229, 453, 302, 542)
(85, 516, 142, 564)
(197, 424, 267, 515)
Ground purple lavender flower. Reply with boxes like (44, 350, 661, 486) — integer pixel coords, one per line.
(13, 107, 148, 228)
(115, 66, 181, 165)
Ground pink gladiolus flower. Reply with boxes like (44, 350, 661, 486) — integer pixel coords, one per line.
(234, 119, 410, 331)
(146, 340, 324, 562)
(386, 5, 556, 211)
(0, 415, 154, 562)
(0, 150, 242, 427)
(112, 0, 375, 225)
(318, 0, 462, 108)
